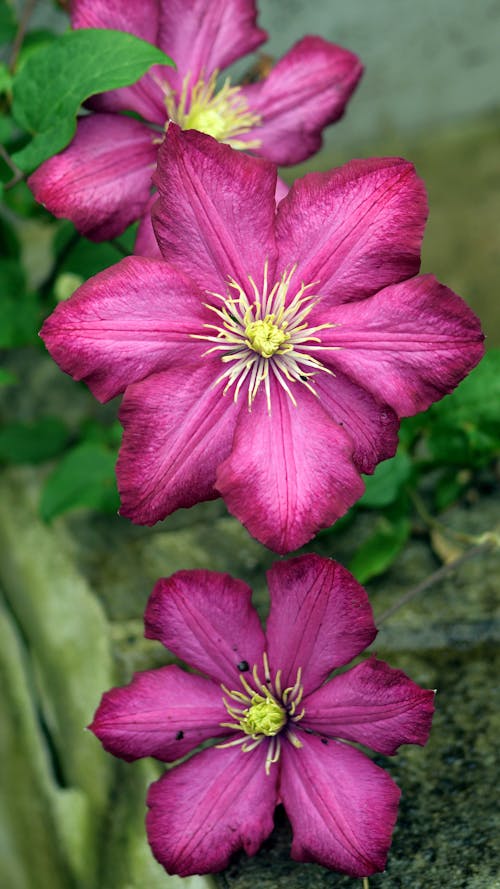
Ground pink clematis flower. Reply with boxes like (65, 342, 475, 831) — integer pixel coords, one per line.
(40, 126, 484, 552)
(27, 0, 363, 243)
(90, 555, 435, 877)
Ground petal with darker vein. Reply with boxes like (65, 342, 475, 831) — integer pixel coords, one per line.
(216, 381, 364, 553)
(29, 114, 157, 241)
(147, 742, 277, 876)
(40, 256, 208, 403)
(280, 734, 400, 876)
(90, 664, 228, 762)
(301, 658, 435, 755)
(265, 555, 377, 696)
(145, 568, 265, 687)
(239, 36, 363, 165)
(117, 362, 238, 524)
(275, 157, 427, 304)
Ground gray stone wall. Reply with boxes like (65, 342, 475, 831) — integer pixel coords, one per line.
(255, 0, 500, 147)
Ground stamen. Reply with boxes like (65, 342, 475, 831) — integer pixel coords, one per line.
(265, 736, 281, 776)
(219, 655, 305, 771)
(286, 728, 304, 749)
(193, 266, 335, 413)
(165, 70, 262, 149)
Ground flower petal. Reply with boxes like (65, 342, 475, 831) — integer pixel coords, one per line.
(72, 0, 167, 124)
(40, 257, 207, 402)
(320, 274, 485, 416)
(145, 569, 265, 689)
(280, 734, 400, 876)
(275, 175, 290, 203)
(302, 658, 435, 755)
(158, 0, 267, 90)
(134, 195, 162, 258)
(265, 555, 377, 696)
(152, 124, 278, 292)
(216, 382, 364, 553)
(29, 114, 157, 241)
(117, 363, 238, 524)
(147, 743, 277, 876)
(314, 371, 399, 474)
(275, 157, 427, 303)
(89, 665, 228, 762)
(239, 36, 362, 165)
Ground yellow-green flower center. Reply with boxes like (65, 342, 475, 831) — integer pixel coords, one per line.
(218, 655, 306, 774)
(241, 694, 287, 736)
(245, 317, 291, 358)
(165, 71, 262, 150)
(193, 264, 338, 414)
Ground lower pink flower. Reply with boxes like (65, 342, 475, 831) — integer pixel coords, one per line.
(90, 555, 435, 877)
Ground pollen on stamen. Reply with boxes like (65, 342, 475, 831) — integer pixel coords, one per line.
(192, 262, 339, 413)
(216, 654, 305, 772)
(164, 70, 262, 149)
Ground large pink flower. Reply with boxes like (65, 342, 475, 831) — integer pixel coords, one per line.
(28, 0, 363, 242)
(40, 126, 484, 552)
(90, 555, 435, 877)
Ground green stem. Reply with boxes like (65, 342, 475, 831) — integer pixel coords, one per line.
(376, 542, 488, 624)
(0, 144, 24, 191)
(410, 488, 480, 546)
(9, 0, 37, 74)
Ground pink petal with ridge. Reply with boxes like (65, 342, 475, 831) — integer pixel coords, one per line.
(320, 274, 485, 416)
(117, 363, 238, 524)
(239, 36, 362, 165)
(145, 569, 265, 687)
(40, 256, 207, 402)
(90, 664, 228, 762)
(265, 555, 377, 695)
(29, 114, 157, 241)
(134, 195, 162, 258)
(216, 383, 364, 553)
(72, 0, 168, 124)
(314, 370, 399, 474)
(158, 0, 267, 90)
(280, 733, 400, 876)
(275, 157, 427, 303)
(275, 176, 290, 203)
(302, 658, 435, 755)
(153, 125, 278, 292)
(147, 743, 276, 876)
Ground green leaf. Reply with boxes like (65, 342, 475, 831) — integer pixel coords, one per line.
(0, 61, 12, 93)
(0, 112, 16, 145)
(360, 451, 412, 508)
(80, 419, 123, 448)
(349, 514, 411, 584)
(0, 213, 20, 258)
(426, 350, 500, 466)
(54, 223, 131, 279)
(11, 28, 174, 171)
(0, 259, 40, 347)
(0, 418, 70, 464)
(0, 2, 16, 46)
(0, 369, 17, 386)
(434, 470, 468, 512)
(40, 442, 119, 521)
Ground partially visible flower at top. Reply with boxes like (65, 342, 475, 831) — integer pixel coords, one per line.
(27, 0, 363, 243)
(90, 555, 435, 877)
(40, 126, 484, 553)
